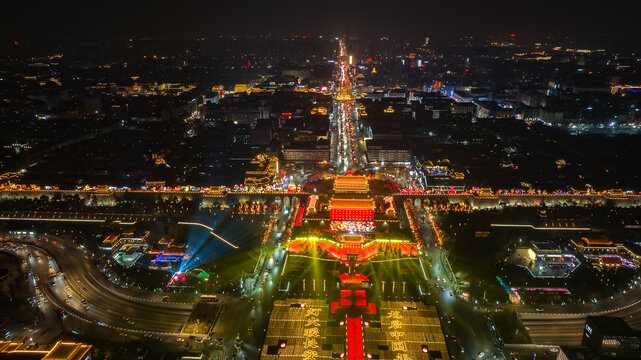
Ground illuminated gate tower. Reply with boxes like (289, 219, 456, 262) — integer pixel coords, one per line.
(288, 174, 417, 260)
(326, 198, 376, 259)
(328, 174, 376, 260)
(331, 175, 373, 221)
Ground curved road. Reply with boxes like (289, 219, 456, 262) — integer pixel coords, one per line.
(2, 234, 195, 337)
(505, 282, 641, 345)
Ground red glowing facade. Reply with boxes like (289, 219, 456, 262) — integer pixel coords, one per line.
(330, 209, 374, 221)
(347, 318, 364, 360)
(329, 198, 375, 221)
(333, 269, 374, 360)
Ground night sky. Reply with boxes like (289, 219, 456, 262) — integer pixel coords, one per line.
(2, 0, 641, 45)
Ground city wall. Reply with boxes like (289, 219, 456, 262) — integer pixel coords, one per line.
(393, 194, 641, 209)
(0, 190, 309, 209)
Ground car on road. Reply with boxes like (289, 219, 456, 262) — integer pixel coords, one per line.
(451, 342, 464, 353)
(83, 305, 90, 311)
(176, 338, 185, 342)
(81, 299, 87, 304)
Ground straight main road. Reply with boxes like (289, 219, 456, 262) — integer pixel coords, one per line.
(412, 203, 502, 359)
(331, 40, 366, 173)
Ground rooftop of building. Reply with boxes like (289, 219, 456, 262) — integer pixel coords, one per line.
(342, 235, 365, 243)
(623, 241, 641, 256)
(363, 301, 450, 360)
(532, 241, 563, 252)
(580, 237, 614, 246)
(0, 341, 91, 360)
(102, 235, 118, 243)
(365, 139, 408, 148)
(157, 237, 174, 245)
(329, 198, 375, 210)
(599, 256, 623, 266)
(283, 140, 330, 149)
(585, 316, 637, 337)
(42, 342, 91, 360)
(334, 175, 369, 185)
(333, 175, 370, 193)
(260, 298, 344, 359)
(0, 342, 24, 353)
(0, 352, 49, 360)
(557, 346, 595, 360)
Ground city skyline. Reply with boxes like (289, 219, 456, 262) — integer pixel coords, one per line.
(2, 0, 641, 48)
(1, 5, 641, 360)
